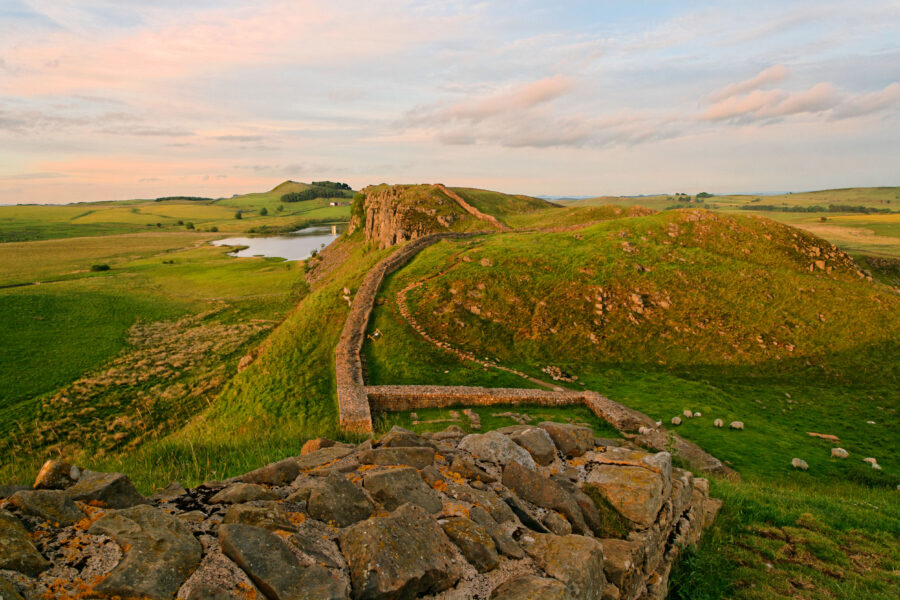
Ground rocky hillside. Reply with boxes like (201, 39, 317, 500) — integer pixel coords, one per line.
(0, 421, 718, 600)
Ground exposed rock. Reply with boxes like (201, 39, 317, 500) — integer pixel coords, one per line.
(301, 437, 336, 455)
(509, 427, 557, 466)
(543, 511, 573, 535)
(185, 583, 240, 600)
(502, 494, 549, 533)
(440, 517, 500, 572)
(33, 459, 81, 490)
(9, 489, 85, 525)
(791, 458, 809, 471)
(153, 482, 188, 502)
(469, 505, 523, 559)
(831, 448, 849, 459)
(521, 533, 607, 599)
(584, 463, 667, 529)
(595, 538, 644, 598)
(491, 575, 574, 599)
(502, 461, 588, 534)
(0, 576, 25, 600)
(223, 502, 297, 532)
(66, 471, 146, 508)
(308, 471, 374, 527)
(377, 428, 433, 448)
(459, 431, 536, 469)
(551, 476, 609, 538)
(729, 421, 744, 430)
(88, 504, 202, 599)
(450, 455, 497, 483)
(358, 447, 435, 469)
(0, 509, 50, 576)
(209, 483, 278, 504)
(445, 482, 517, 524)
(363, 467, 442, 513)
(219, 524, 346, 600)
(339, 503, 461, 599)
(242, 458, 302, 486)
(539, 422, 595, 457)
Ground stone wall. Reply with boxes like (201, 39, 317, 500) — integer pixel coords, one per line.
(335, 233, 483, 432)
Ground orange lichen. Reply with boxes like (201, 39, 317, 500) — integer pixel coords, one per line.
(236, 582, 259, 600)
(287, 512, 307, 526)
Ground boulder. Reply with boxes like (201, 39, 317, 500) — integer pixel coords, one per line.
(509, 427, 557, 466)
(377, 429, 433, 448)
(502, 494, 549, 533)
(521, 533, 607, 599)
(0, 510, 50, 576)
(444, 482, 517, 524)
(33, 459, 81, 490)
(153, 482, 188, 502)
(450, 455, 497, 483)
(439, 517, 500, 572)
(831, 448, 849, 459)
(595, 538, 645, 598)
(584, 463, 668, 529)
(209, 483, 278, 504)
(308, 471, 374, 527)
(502, 460, 588, 535)
(88, 504, 202, 599)
(0, 484, 29, 499)
(66, 471, 146, 508)
(9, 489, 86, 525)
(538, 422, 594, 457)
(223, 502, 297, 532)
(491, 576, 574, 600)
(791, 458, 809, 471)
(543, 511, 573, 536)
(469, 505, 523, 559)
(219, 524, 346, 600)
(550, 476, 608, 538)
(301, 437, 336, 455)
(364, 467, 442, 513)
(241, 458, 302, 486)
(358, 447, 435, 469)
(458, 431, 536, 469)
(339, 503, 461, 599)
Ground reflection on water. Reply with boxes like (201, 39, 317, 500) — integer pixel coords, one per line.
(211, 225, 344, 261)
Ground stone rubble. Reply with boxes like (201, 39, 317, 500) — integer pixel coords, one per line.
(0, 422, 720, 600)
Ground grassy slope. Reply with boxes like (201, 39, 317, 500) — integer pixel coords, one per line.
(363, 207, 899, 599)
(0, 237, 302, 483)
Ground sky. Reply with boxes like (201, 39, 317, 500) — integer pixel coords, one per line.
(0, 0, 898, 204)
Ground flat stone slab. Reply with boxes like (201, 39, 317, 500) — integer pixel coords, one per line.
(88, 504, 202, 599)
(458, 431, 536, 470)
(219, 523, 347, 600)
(491, 575, 574, 599)
(339, 503, 461, 599)
(66, 471, 147, 508)
(521, 533, 607, 600)
(209, 483, 278, 504)
(0, 509, 50, 576)
(440, 517, 499, 573)
(308, 471, 374, 527)
(358, 447, 435, 469)
(9, 489, 86, 526)
(363, 467, 442, 513)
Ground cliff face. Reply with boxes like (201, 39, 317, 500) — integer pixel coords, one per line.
(348, 184, 471, 248)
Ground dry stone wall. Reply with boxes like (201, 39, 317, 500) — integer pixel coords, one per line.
(1, 422, 720, 600)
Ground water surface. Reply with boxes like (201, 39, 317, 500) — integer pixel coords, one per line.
(211, 225, 342, 261)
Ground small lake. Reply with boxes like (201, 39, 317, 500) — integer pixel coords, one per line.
(211, 224, 344, 261)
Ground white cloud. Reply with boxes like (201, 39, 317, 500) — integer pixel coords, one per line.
(709, 65, 789, 102)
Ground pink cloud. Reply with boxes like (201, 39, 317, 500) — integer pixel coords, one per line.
(709, 64, 790, 102)
(831, 82, 900, 119)
(703, 82, 838, 121)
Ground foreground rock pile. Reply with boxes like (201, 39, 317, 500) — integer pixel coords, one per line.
(0, 421, 720, 600)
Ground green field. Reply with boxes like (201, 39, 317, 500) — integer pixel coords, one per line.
(571, 187, 900, 259)
(2, 183, 898, 599)
(0, 180, 353, 242)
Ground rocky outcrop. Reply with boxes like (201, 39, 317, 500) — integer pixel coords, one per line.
(0, 422, 718, 600)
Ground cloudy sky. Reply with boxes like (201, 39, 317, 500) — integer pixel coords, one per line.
(1, 0, 898, 204)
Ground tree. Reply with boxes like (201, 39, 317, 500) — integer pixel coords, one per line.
(186, 222, 195, 229)
(235, 211, 242, 220)
(260, 207, 268, 216)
